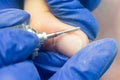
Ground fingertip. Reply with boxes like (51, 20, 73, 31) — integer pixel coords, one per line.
(0, 28, 39, 66)
(0, 9, 30, 28)
(77, 38, 118, 79)
(100, 38, 118, 54)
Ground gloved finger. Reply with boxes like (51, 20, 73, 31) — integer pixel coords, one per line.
(0, 9, 30, 28)
(33, 51, 68, 80)
(0, 61, 41, 80)
(0, 28, 39, 67)
(79, 0, 101, 11)
(0, 0, 23, 9)
(46, 0, 99, 40)
(50, 38, 118, 80)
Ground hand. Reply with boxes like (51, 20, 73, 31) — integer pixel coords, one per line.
(23, 0, 99, 56)
(0, 0, 118, 80)
(31, 0, 118, 80)
(0, 9, 41, 80)
(24, 0, 89, 57)
(49, 38, 117, 80)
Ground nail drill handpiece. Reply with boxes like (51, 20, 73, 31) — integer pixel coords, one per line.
(13, 24, 80, 44)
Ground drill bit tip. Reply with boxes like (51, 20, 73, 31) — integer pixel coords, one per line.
(47, 27, 80, 39)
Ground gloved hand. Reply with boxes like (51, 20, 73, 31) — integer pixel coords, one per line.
(0, 9, 41, 80)
(0, 0, 118, 80)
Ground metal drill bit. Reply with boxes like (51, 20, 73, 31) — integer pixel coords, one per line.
(47, 27, 80, 39)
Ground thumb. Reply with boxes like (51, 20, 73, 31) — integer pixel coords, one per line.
(50, 38, 118, 80)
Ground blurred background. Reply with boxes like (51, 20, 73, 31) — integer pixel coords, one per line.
(93, 0, 120, 80)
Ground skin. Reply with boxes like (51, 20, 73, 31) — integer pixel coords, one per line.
(24, 0, 89, 57)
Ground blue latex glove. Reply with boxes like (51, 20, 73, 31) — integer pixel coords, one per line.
(49, 38, 117, 80)
(46, 0, 100, 40)
(0, 9, 41, 80)
(80, 0, 101, 11)
(0, 0, 118, 80)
